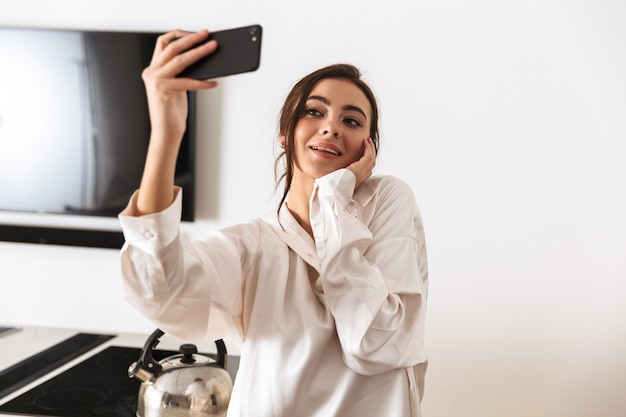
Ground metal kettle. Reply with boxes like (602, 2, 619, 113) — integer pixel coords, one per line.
(128, 329, 233, 417)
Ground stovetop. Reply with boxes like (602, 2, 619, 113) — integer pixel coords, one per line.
(0, 328, 238, 417)
(0, 345, 177, 417)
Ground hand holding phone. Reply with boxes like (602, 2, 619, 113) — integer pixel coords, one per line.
(178, 24, 262, 80)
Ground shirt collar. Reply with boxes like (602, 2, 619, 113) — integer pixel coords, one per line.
(261, 205, 321, 273)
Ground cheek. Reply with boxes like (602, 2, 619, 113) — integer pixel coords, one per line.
(344, 137, 365, 162)
(291, 130, 308, 168)
(292, 121, 310, 148)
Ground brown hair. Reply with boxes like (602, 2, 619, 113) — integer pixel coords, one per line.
(274, 63, 380, 216)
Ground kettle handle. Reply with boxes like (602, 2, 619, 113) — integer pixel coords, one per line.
(128, 328, 164, 378)
(215, 338, 227, 369)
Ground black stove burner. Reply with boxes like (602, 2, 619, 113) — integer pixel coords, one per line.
(33, 388, 107, 411)
(0, 346, 176, 417)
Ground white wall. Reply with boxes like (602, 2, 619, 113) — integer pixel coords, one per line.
(1, 1, 625, 416)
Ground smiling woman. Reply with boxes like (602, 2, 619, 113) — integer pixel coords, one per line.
(295, 80, 371, 170)
(274, 65, 380, 232)
(279, 78, 376, 237)
(118, 33, 428, 417)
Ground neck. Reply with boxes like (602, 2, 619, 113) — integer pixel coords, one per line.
(286, 171, 315, 238)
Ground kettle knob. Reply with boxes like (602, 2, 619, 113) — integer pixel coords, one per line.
(179, 343, 198, 364)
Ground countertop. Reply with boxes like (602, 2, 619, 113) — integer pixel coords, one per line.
(0, 325, 238, 416)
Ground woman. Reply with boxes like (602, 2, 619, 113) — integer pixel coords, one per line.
(119, 29, 429, 417)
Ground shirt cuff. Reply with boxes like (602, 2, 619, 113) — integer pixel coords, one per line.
(118, 187, 183, 253)
(314, 169, 356, 207)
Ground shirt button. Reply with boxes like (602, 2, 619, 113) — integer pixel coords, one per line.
(346, 205, 358, 217)
(143, 231, 154, 239)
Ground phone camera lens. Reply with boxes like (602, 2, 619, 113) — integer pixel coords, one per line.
(250, 26, 259, 42)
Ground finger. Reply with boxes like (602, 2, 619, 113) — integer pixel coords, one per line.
(175, 78, 220, 92)
(364, 138, 376, 170)
(362, 137, 375, 160)
(166, 29, 211, 55)
(152, 29, 213, 70)
(155, 30, 193, 51)
(361, 137, 369, 150)
(162, 39, 218, 79)
(152, 29, 197, 61)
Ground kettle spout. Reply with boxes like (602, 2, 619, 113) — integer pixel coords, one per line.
(128, 329, 165, 382)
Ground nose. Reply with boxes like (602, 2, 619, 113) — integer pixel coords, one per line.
(320, 118, 341, 138)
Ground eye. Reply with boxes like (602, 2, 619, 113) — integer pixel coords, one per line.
(343, 117, 362, 128)
(305, 108, 323, 117)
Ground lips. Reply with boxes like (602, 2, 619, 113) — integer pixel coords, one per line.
(309, 144, 342, 156)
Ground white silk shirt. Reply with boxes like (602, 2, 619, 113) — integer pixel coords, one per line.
(119, 169, 429, 417)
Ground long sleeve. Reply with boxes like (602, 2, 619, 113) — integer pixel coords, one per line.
(310, 169, 428, 376)
(119, 181, 428, 416)
(118, 188, 256, 344)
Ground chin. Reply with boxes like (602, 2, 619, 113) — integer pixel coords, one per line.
(315, 166, 344, 178)
(296, 161, 350, 181)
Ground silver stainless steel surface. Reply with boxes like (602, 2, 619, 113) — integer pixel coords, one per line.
(131, 329, 233, 417)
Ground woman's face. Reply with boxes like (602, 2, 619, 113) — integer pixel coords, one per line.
(290, 78, 372, 182)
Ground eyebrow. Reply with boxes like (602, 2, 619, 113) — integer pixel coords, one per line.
(306, 95, 368, 120)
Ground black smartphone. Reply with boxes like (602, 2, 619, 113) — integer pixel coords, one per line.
(178, 24, 262, 80)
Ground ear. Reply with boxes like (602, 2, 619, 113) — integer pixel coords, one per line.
(280, 134, 286, 148)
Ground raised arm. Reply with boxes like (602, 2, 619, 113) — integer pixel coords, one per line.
(137, 29, 219, 216)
